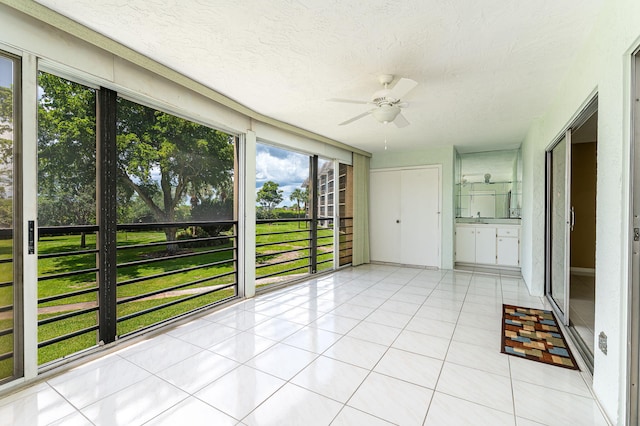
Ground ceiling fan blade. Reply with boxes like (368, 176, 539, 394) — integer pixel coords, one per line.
(393, 112, 410, 128)
(327, 98, 371, 105)
(339, 110, 373, 126)
(389, 78, 418, 100)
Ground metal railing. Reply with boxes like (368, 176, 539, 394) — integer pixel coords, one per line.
(0, 228, 14, 381)
(339, 217, 353, 266)
(115, 221, 237, 337)
(36, 220, 238, 364)
(255, 217, 334, 286)
(37, 225, 100, 364)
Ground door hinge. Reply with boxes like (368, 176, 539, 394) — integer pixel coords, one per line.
(634, 228, 640, 242)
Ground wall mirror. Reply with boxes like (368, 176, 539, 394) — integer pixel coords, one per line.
(455, 148, 522, 219)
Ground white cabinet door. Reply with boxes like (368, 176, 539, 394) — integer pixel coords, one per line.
(497, 237, 519, 266)
(401, 167, 440, 267)
(370, 170, 402, 264)
(455, 227, 476, 263)
(475, 227, 497, 264)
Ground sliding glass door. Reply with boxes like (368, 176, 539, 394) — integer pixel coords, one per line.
(547, 131, 572, 324)
(0, 52, 19, 384)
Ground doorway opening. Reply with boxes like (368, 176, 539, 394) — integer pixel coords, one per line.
(545, 97, 598, 372)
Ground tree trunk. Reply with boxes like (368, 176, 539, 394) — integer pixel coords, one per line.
(164, 227, 179, 253)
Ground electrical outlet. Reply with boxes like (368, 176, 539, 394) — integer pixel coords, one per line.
(598, 331, 607, 355)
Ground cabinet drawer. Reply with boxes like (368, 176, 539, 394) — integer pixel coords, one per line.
(497, 228, 519, 237)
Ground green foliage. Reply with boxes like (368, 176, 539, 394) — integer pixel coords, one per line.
(256, 181, 283, 213)
(36, 72, 236, 234)
(37, 72, 96, 226)
(116, 98, 235, 225)
(289, 187, 309, 217)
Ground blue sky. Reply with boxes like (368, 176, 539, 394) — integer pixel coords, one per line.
(0, 58, 12, 88)
(256, 143, 309, 207)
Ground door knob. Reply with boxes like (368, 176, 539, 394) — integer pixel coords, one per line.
(396, 220, 400, 223)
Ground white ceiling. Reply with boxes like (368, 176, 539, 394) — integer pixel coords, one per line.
(34, 0, 605, 154)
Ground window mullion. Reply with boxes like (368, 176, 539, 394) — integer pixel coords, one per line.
(97, 87, 118, 345)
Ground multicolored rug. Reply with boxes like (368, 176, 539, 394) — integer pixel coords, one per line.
(501, 304, 579, 370)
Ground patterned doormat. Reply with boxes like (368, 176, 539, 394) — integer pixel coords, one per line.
(501, 304, 579, 370)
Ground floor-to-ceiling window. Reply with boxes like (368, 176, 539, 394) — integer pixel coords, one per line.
(315, 158, 334, 272)
(254, 143, 337, 288)
(37, 72, 98, 365)
(115, 97, 238, 337)
(36, 71, 239, 365)
(0, 52, 18, 384)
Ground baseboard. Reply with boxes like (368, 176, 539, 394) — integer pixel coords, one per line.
(570, 267, 595, 276)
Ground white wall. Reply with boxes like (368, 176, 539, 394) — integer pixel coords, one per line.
(370, 146, 455, 269)
(520, 0, 640, 422)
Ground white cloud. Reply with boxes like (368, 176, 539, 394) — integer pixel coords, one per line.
(256, 144, 309, 206)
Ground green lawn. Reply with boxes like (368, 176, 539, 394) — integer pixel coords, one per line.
(2, 222, 336, 368)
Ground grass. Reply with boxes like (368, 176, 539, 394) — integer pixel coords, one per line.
(1, 221, 336, 371)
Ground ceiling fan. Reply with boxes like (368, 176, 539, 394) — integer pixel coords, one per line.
(330, 74, 418, 128)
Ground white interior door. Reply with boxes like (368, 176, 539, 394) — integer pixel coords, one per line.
(370, 170, 401, 264)
(400, 167, 440, 267)
(370, 166, 440, 267)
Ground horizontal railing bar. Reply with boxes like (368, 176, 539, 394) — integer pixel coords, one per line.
(0, 258, 12, 264)
(116, 234, 236, 251)
(0, 281, 13, 288)
(0, 351, 13, 362)
(117, 245, 235, 269)
(0, 305, 12, 313)
(38, 268, 99, 282)
(317, 258, 333, 266)
(117, 257, 236, 287)
(0, 327, 12, 337)
(255, 255, 311, 270)
(256, 265, 308, 280)
(118, 283, 237, 323)
(38, 249, 99, 260)
(38, 306, 99, 326)
(255, 246, 309, 259)
(38, 325, 99, 349)
(255, 228, 309, 237)
(38, 287, 99, 305)
(117, 270, 236, 305)
(38, 225, 98, 236)
(256, 218, 311, 224)
(0, 229, 12, 238)
(255, 237, 311, 248)
(118, 221, 237, 231)
(316, 243, 334, 249)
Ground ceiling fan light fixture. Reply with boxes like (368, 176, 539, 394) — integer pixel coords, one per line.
(372, 104, 401, 123)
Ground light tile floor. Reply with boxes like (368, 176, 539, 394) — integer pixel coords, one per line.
(0, 265, 610, 425)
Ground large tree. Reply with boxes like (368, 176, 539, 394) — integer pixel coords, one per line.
(37, 73, 97, 238)
(257, 181, 283, 215)
(37, 73, 235, 251)
(116, 98, 235, 247)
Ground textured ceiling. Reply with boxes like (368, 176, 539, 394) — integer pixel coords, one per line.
(34, 0, 605, 154)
